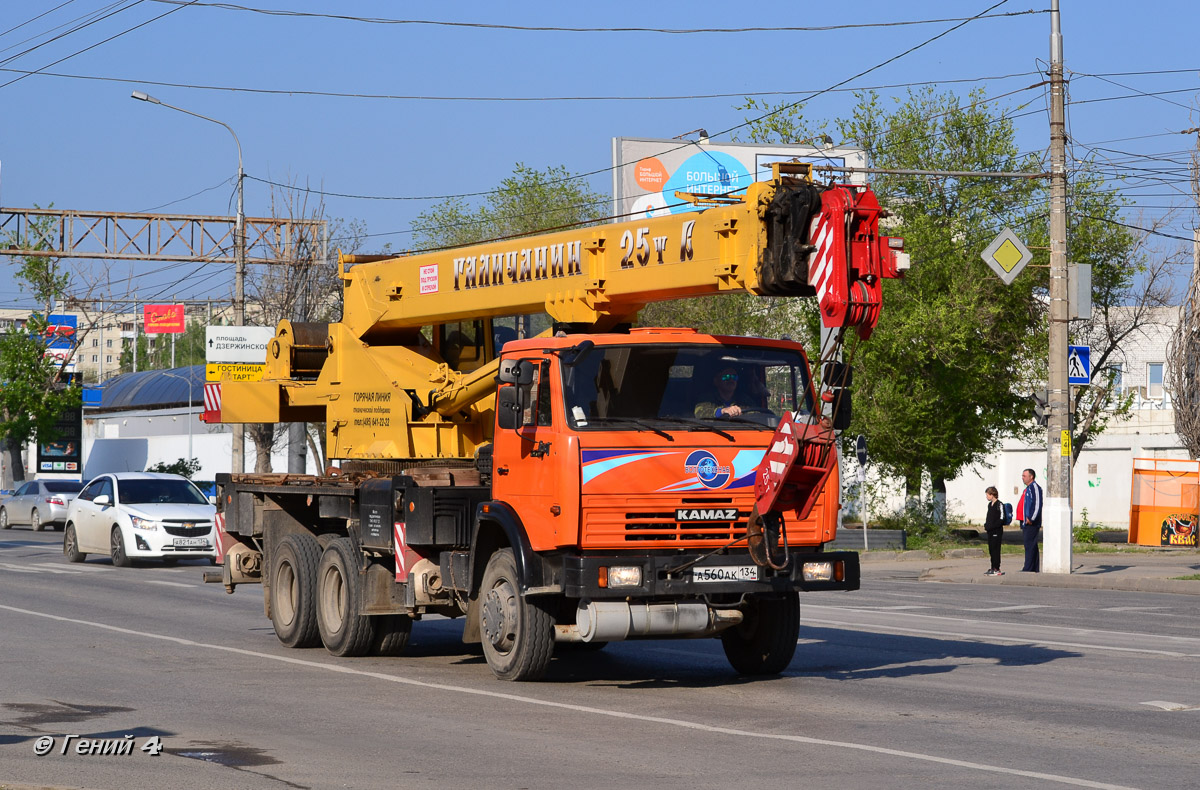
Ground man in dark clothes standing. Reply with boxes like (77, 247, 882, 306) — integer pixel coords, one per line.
(1016, 468, 1043, 572)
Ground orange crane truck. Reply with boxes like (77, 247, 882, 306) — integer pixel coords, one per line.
(206, 163, 909, 680)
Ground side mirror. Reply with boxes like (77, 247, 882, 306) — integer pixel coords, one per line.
(497, 358, 535, 385)
(497, 386, 522, 430)
(94, 494, 111, 507)
(209, 495, 218, 506)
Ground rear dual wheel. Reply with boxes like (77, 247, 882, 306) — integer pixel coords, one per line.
(315, 537, 375, 657)
(270, 533, 322, 648)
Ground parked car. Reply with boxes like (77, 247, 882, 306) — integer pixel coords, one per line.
(63, 473, 217, 566)
(0, 479, 85, 531)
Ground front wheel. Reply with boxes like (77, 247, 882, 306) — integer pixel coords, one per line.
(63, 524, 86, 563)
(110, 527, 133, 568)
(478, 548, 554, 681)
(720, 592, 800, 675)
(0, 507, 9, 529)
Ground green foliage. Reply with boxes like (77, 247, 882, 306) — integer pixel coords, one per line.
(0, 327, 81, 450)
(118, 320, 207, 372)
(411, 163, 606, 250)
(0, 211, 82, 479)
(146, 457, 201, 479)
(1073, 507, 1099, 544)
(872, 496, 961, 547)
(741, 88, 1047, 489)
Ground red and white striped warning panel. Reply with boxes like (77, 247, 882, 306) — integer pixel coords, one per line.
(213, 512, 226, 560)
(202, 383, 221, 423)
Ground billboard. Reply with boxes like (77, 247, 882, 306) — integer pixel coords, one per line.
(42, 314, 77, 372)
(37, 404, 82, 474)
(144, 304, 186, 334)
(612, 137, 867, 221)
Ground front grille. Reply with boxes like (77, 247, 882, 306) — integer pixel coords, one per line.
(163, 525, 211, 538)
(583, 500, 749, 547)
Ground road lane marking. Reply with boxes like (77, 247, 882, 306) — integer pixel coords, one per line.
(1139, 700, 1200, 711)
(142, 579, 197, 588)
(0, 563, 43, 574)
(804, 605, 1200, 651)
(33, 562, 109, 573)
(866, 605, 930, 610)
(802, 618, 1200, 658)
(1101, 607, 1167, 612)
(0, 602, 1146, 790)
(961, 604, 1050, 612)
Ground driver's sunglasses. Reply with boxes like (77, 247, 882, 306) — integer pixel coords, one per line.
(719, 373, 739, 382)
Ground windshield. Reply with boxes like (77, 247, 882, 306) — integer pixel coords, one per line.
(44, 481, 84, 494)
(561, 343, 813, 431)
(118, 479, 209, 506)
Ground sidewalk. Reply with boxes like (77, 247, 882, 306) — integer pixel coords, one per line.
(860, 546, 1200, 595)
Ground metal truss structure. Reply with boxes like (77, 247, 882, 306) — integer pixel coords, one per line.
(0, 207, 325, 264)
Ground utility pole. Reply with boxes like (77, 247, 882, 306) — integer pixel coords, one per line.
(131, 90, 246, 473)
(1044, 0, 1072, 574)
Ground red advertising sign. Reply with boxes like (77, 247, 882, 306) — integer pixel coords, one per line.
(144, 304, 186, 334)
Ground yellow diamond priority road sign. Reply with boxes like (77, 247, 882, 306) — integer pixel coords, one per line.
(981, 227, 1033, 285)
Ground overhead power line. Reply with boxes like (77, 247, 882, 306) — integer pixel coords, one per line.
(0, 65, 1042, 102)
(148, 1, 1047, 34)
(0, 0, 200, 91)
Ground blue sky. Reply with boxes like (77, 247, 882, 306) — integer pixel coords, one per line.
(2, 1, 1197, 311)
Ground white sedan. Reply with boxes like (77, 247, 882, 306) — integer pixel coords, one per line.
(63, 472, 217, 567)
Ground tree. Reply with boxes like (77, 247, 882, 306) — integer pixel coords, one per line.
(1168, 132, 1200, 457)
(411, 162, 606, 251)
(0, 212, 83, 485)
(742, 88, 1047, 512)
(1036, 165, 1180, 465)
(118, 319, 208, 372)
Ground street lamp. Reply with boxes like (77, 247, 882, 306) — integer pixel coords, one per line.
(131, 90, 245, 474)
(159, 368, 196, 462)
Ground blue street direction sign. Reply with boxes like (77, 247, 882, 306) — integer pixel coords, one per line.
(1068, 345, 1091, 386)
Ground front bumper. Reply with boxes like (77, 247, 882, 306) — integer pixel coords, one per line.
(560, 550, 859, 599)
(126, 526, 217, 557)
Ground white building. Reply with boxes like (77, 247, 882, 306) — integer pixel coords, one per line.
(944, 306, 1185, 528)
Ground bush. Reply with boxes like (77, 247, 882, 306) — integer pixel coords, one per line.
(146, 457, 201, 479)
(873, 497, 958, 547)
(1073, 507, 1099, 545)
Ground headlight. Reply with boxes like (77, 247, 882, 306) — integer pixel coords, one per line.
(130, 516, 158, 531)
(802, 561, 833, 582)
(602, 565, 642, 588)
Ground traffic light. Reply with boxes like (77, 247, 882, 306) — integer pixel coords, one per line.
(1032, 390, 1048, 427)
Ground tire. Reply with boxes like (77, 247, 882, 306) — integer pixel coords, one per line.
(270, 533, 322, 648)
(110, 527, 133, 568)
(370, 614, 413, 656)
(720, 592, 801, 676)
(315, 537, 375, 657)
(0, 507, 9, 529)
(478, 548, 554, 681)
(30, 509, 41, 532)
(63, 524, 86, 563)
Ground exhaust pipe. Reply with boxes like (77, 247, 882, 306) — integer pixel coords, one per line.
(559, 601, 744, 643)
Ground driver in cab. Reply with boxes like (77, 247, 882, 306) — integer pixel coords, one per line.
(694, 366, 753, 419)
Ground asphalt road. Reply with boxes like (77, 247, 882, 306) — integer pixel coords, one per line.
(1, 530, 1197, 790)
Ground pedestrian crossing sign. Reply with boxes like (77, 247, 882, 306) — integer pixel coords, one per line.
(1068, 345, 1091, 385)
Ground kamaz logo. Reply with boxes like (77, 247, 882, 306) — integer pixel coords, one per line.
(675, 508, 738, 522)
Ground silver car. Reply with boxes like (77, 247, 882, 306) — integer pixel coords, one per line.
(0, 479, 85, 531)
